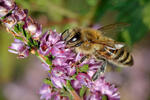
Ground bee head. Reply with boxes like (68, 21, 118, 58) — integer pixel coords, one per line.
(61, 28, 83, 47)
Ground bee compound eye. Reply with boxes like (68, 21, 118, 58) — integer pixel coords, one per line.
(70, 32, 80, 42)
(72, 37, 77, 42)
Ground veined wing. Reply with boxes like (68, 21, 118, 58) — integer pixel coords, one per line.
(98, 23, 129, 35)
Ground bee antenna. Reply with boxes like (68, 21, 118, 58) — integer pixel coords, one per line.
(61, 29, 69, 36)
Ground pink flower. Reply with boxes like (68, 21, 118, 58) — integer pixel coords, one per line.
(8, 39, 29, 58)
(39, 30, 60, 56)
(90, 77, 120, 100)
(39, 84, 52, 100)
(84, 92, 102, 100)
(50, 67, 69, 88)
(41, 62, 50, 71)
(3, 14, 17, 28)
(0, 0, 15, 18)
(76, 73, 92, 88)
(24, 17, 42, 39)
(39, 30, 75, 67)
(12, 6, 28, 21)
(40, 84, 69, 100)
(38, 30, 120, 99)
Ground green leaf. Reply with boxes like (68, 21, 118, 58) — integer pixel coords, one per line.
(66, 80, 73, 90)
(15, 36, 23, 41)
(43, 78, 54, 87)
(0, 16, 5, 20)
(22, 28, 31, 40)
(27, 41, 32, 47)
(23, 28, 28, 38)
(33, 40, 39, 48)
(28, 37, 34, 45)
(79, 64, 89, 73)
(35, 51, 39, 56)
(60, 89, 73, 100)
(14, 23, 24, 34)
(79, 86, 87, 97)
(71, 74, 77, 80)
(17, 24, 22, 32)
(45, 57, 52, 66)
(102, 95, 108, 100)
(14, 24, 20, 33)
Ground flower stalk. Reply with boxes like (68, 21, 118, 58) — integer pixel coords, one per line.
(0, 0, 120, 100)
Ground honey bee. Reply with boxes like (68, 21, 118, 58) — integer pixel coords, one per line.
(61, 23, 134, 80)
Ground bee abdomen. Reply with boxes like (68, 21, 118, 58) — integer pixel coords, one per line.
(97, 47, 133, 67)
(113, 48, 133, 66)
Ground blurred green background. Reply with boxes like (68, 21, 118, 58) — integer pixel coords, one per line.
(0, 0, 150, 100)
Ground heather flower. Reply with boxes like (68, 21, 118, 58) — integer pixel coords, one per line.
(39, 30, 72, 57)
(50, 67, 69, 88)
(8, 39, 30, 58)
(65, 64, 76, 76)
(3, 14, 17, 28)
(38, 30, 120, 99)
(47, 30, 61, 44)
(74, 53, 102, 78)
(52, 57, 68, 66)
(41, 62, 50, 71)
(71, 73, 91, 90)
(51, 67, 68, 79)
(52, 93, 69, 100)
(71, 80, 82, 90)
(0, 0, 15, 18)
(90, 77, 120, 100)
(40, 84, 52, 100)
(40, 84, 69, 100)
(39, 30, 75, 66)
(84, 92, 102, 100)
(87, 59, 102, 78)
(39, 30, 58, 56)
(12, 6, 28, 21)
(76, 73, 92, 88)
(2, 6, 27, 29)
(23, 17, 42, 39)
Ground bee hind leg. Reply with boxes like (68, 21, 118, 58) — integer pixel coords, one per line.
(92, 59, 107, 81)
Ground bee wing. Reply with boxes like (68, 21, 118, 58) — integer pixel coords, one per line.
(105, 42, 125, 50)
(98, 23, 129, 35)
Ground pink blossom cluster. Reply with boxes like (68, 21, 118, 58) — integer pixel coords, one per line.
(39, 30, 120, 100)
(0, 0, 120, 100)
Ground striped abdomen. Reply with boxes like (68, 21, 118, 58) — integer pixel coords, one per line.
(97, 47, 134, 67)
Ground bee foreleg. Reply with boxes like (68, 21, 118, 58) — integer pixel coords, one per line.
(92, 59, 107, 81)
(76, 55, 90, 65)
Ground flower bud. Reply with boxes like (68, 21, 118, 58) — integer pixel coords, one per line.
(0, 0, 15, 17)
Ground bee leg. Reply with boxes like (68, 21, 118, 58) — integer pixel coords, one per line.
(100, 59, 107, 73)
(71, 55, 89, 67)
(76, 55, 90, 65)
(92, 59, 107, 81)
